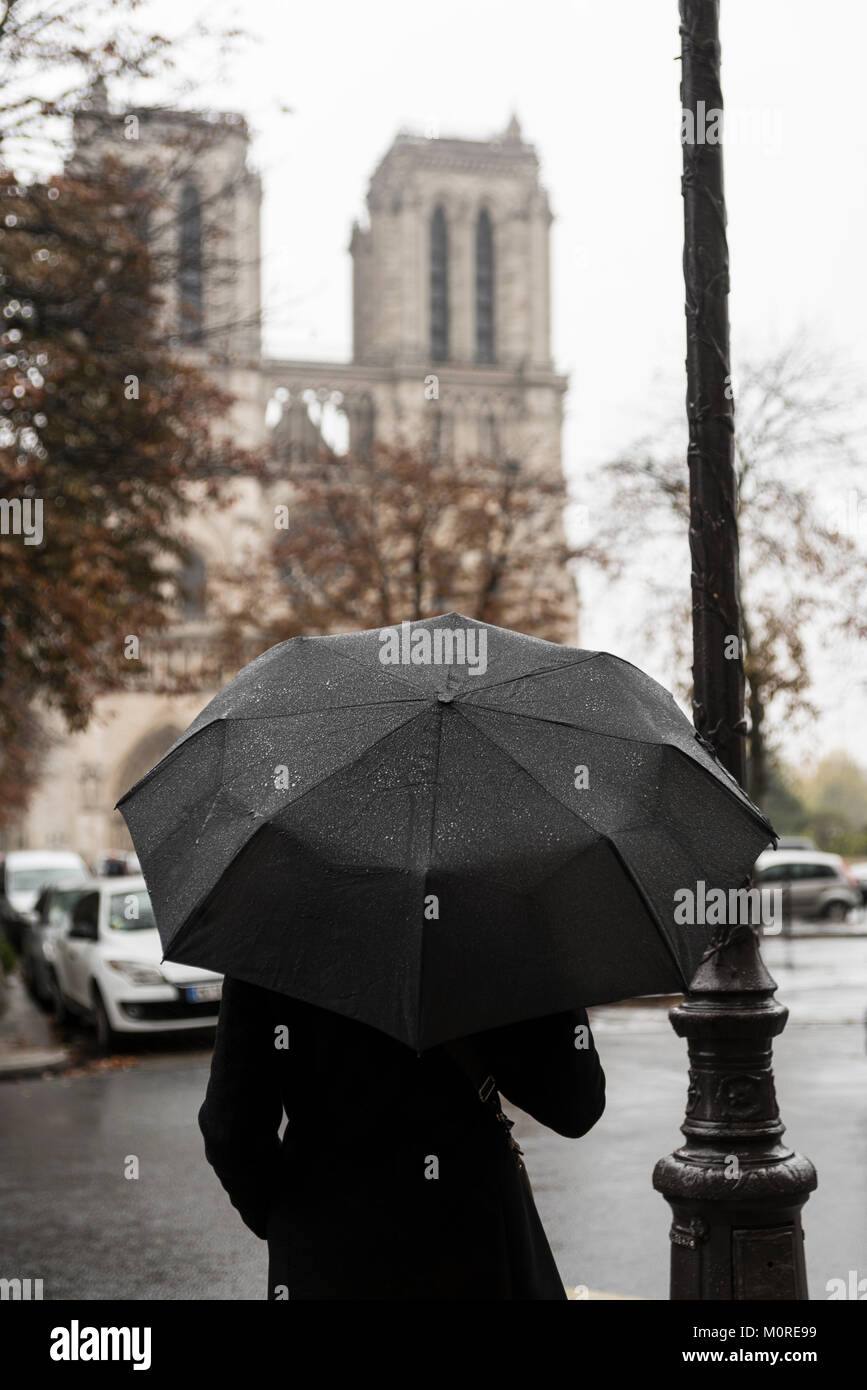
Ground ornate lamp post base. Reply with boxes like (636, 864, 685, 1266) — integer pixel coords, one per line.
(653, 925, 817, 1299)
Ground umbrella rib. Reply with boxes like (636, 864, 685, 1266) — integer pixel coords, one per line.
(204, 703, 433, 831)
(218, 698, 428, 722)
(458, 699, 763, 827)
(458, 705, 771, 836)
(452, 652, 601, 698)
(116, 717, 223, 804)
(157, 705, 436, 962)
(450, 706, 692, 990)
(321, 638, 439, 699)
(157, 726, 230, 960)
(414, 706, 448, 1049)
(451, 705, 603, 841)
(666, 744, 774, 838)
(457, 702, 680, 747)
(212, 704, 426, 830)
(261, 702, 436, 816)
(595, 836, 691, 992)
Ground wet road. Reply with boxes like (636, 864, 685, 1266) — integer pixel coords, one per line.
(1, 933, 865, 1300)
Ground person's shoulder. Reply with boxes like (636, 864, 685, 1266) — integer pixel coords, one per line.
(476, 1006, 589, 1050)
(222, 977, 349, 1031)
(221, 974, 299, 1015)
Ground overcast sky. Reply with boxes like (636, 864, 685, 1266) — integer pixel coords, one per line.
(117, 0, 867, 771)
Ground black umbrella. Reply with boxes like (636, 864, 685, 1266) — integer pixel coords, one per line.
(117, 613, 774, 1050)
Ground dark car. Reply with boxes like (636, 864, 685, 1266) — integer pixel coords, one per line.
(20, 878, 94, 1007)
(0, 891, 29, 955)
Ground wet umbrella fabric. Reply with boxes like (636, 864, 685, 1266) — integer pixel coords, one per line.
(117, 613, 774, 1051)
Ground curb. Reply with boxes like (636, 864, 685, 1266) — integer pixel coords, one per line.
(0, 1048, 71, 1081)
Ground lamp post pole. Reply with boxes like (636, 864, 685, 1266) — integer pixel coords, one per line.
(652, 0, 817, 1300)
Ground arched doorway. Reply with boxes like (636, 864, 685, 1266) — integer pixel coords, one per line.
(110, 724, 184, 846)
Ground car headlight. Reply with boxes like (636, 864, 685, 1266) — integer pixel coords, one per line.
(105, 960, 165, 986)
(42, 938, 56, 961)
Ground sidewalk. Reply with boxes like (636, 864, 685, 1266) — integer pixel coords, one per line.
(0, 969, 70, 1080)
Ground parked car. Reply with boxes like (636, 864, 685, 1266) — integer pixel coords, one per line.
(0, 850, 91, 921)
(50, 876, 223, 1052)
(92, 849, 141, 878)
(0, 891, 30, 956)
(847, 862, 867, 907)
(20, 877, 95, 1007)
(753, 849, 861, 922)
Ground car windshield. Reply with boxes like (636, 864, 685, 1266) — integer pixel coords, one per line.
(47, 889, 87, 917)
(107, 891, 156, 932)
(8, 865, 86, 895)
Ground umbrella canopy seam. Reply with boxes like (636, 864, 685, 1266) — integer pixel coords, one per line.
(457, 701, 693, 749)
(415, 704, 449, 1051)
(319, 633, 448, 699)
(444, 651, 602, 697)
(208, 699, 429, 721)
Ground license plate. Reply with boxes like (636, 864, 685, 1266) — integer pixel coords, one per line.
(185, 982, 222, 1003)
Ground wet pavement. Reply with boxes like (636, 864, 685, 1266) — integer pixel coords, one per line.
(0, 931, 864, 1300)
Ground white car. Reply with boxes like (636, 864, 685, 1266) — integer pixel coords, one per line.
(1, 849, 91, 917)
(51, 876, 222, 1051)
(848, 861, 867, 907)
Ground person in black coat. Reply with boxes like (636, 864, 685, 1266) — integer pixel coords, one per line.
(198, 976, 606, 1300)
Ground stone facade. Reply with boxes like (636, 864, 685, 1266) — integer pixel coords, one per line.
(11, 110, 569, 855)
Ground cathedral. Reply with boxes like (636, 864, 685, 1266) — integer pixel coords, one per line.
(15, 96, 569, 854)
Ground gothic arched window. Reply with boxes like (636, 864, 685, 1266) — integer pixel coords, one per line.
(475, 208, 495, 364)
(178, 183, 203, 344)
(429, 205, 449, 362)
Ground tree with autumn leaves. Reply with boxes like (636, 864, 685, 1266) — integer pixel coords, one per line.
(0, 156, 266, 821)
(215, 438, 585, 666)
(0, 0, 266, 824)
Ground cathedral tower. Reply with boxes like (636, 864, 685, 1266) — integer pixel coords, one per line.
(268, 116, 567, 473)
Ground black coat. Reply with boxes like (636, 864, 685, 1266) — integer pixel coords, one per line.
(198, 976, 606, 1300)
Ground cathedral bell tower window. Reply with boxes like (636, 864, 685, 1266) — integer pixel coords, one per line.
(429, 205, 449, 363)
(475, 208, 495, 364)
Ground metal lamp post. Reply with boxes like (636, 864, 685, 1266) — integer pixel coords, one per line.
(652, 0, 817, 1299)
